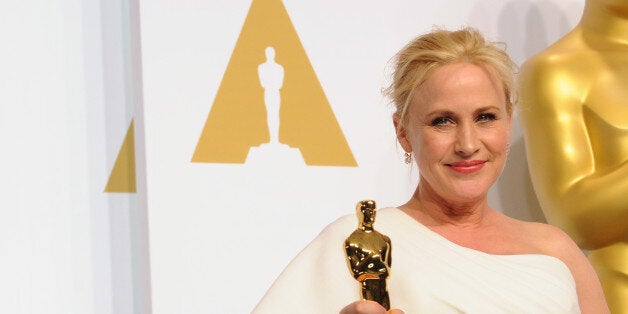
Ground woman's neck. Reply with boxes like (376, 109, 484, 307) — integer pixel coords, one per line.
(401, 183, 492, 229)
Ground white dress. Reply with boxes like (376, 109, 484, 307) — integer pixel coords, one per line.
(254, 207, 580, 313)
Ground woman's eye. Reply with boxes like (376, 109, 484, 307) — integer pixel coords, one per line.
(431, 117, 452, 126)
(476, 113, 496, 122)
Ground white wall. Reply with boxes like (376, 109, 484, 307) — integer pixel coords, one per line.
(1, 0, 93, 312)
(0, 0, 584, 313)
(0, 0, 148, 313)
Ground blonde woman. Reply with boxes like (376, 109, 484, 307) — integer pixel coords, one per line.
(255, 27, 608, 314)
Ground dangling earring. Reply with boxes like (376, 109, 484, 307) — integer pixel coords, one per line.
(506, 143, 510, 155)
(404, 152, 412, 164)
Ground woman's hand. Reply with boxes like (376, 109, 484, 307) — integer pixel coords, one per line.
(339, 300, 404, 314)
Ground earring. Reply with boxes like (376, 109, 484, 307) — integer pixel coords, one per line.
(404, 152, 412, 164)
(506, 143, 510, 155)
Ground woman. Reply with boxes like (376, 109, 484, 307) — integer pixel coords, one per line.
(254, 27, 608, 313)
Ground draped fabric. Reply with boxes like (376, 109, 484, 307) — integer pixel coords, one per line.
(254, 208, 580, 313)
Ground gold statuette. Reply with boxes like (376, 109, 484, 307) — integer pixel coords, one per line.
(344, 200, 392, 310)
(520, 1, 627, 311)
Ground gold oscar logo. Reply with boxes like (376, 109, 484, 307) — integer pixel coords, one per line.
(192, 0, 357, 166)
(105, 119, 136, 193)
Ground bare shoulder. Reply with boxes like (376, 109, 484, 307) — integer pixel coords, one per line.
(509, 218, 584, 265)
(492, 213, 568, 251)
(507, 218, 609, 313)
(521, 220, 575, 254)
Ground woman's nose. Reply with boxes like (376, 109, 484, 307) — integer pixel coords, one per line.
(454, 123, 480, 156)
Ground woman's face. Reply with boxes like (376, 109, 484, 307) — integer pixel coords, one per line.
(396, 62, 511, 204)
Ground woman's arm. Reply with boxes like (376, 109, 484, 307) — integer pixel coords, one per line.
(542, 225, 610, 313)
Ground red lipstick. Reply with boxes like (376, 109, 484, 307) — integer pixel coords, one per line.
(447, 160, 486, 173)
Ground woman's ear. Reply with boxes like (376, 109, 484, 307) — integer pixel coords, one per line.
(393, 114, 412, 153)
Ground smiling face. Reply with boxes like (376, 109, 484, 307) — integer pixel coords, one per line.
(395, 62, 512, 204)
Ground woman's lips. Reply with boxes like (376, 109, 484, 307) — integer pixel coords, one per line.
(447, 160, 487, 173)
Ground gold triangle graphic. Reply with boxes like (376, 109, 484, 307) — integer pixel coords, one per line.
(105, 119, 137, 193)
(192, 0, 357, 166)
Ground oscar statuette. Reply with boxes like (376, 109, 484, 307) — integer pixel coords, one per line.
(344, 200, 392, 310)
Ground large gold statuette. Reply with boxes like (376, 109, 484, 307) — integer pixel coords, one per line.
(519, 1, 627, 311)
(344, 200, 392, 310)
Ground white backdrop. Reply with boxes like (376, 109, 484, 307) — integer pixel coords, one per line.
(0, 0, 148, 313)
(0, 0, 585, 313)
(137, 0, 584, 313)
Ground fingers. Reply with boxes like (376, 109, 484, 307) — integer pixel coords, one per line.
(340, 300, 386, 314)
(339, 300, 404, 314)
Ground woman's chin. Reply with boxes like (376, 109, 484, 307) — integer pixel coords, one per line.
(445, 184, 490, 203)
(419, 176, 495, 205)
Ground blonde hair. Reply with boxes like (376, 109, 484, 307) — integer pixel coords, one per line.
(385, 27, 518, 127)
